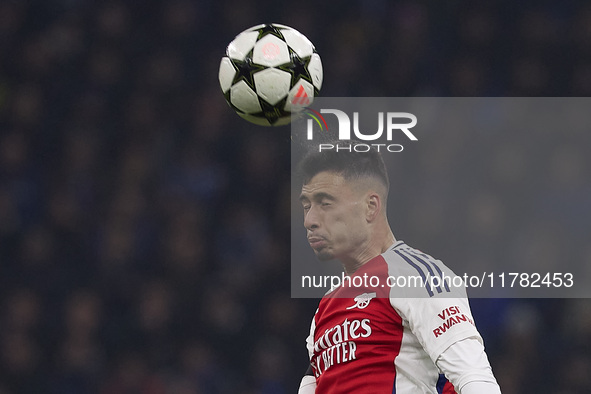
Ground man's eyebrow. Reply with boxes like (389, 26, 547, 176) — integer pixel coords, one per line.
(299, 191, 335, 202)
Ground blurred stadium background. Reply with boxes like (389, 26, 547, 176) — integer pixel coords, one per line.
(1, 1, 591, 393)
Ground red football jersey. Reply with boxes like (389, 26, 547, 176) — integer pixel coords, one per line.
(306, 241, 482, 393)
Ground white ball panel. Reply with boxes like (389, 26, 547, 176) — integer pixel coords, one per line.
(230, 81, 262, 114)
(285, 79, 315, 112)
(253, 68, 292, 106)
(218, 57, 236, 93)
(272, 23, 291, 29)
(281, 29, 314, 58)
(252, 35, 290, 67)
(227, 31, 259, 60)
(308, 53, 323, 90)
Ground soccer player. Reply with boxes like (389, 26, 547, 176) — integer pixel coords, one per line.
(296, 146, 501, 393)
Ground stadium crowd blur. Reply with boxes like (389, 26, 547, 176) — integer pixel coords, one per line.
(1, 1, 591, 393)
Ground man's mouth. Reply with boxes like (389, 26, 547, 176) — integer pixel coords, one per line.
(307, 236, 327, 249)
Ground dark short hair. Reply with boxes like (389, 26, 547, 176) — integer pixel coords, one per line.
(298, 142, 390, 192)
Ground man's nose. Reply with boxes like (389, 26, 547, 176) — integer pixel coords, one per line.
(304, 206, 320, 230)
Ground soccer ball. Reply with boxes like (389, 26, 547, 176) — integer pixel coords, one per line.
(218, 23, 323, 126)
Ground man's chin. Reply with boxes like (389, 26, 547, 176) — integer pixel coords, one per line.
(314, 249, 335, 261)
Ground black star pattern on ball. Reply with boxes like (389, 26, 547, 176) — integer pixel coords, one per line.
(231, 50, 265, 90)
(255, 24, 286, 40)
(278, 49, 314, 87)
(257, 97, 288, 125)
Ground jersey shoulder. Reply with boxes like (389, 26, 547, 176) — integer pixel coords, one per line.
(382, 241, 466, 299)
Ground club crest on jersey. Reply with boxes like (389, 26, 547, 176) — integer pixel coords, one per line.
(346, 292, 377, 310)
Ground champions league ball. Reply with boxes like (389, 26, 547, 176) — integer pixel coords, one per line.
(218, 23, 323, 126)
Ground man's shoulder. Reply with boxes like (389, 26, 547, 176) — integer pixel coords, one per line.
(382, 241, 456, 277)
(382, 241, 468, 300)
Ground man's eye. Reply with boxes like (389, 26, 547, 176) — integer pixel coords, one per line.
(303, 205, 311, 211)
(321, 202, 331, 207)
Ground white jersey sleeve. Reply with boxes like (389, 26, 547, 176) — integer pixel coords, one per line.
(305, 310, 317, 361)
(385, 246, 483, 363)
(298, 375, 316, 394)
(299, 312, 318, 394)
(437, 337, 501, 393)
(391, 296, 482, 363)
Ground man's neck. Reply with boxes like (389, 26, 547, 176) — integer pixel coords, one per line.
(341, 229, 396, 275)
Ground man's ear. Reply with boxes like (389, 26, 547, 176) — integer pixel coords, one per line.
(366, 192, 381, 222)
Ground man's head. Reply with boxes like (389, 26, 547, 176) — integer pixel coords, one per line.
(298, 146, 391, 266)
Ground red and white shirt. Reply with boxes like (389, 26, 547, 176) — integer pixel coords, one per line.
(305, 241, 484, 393)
